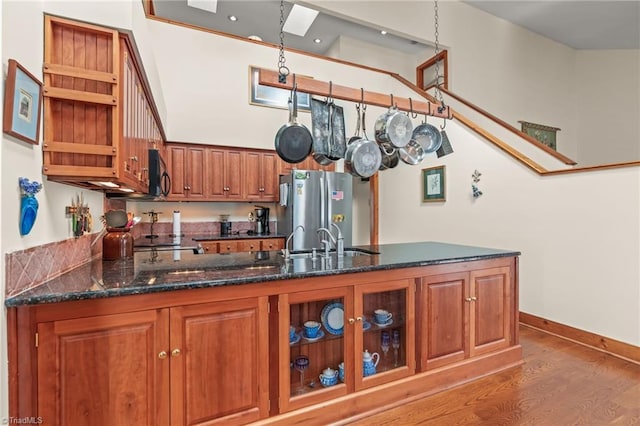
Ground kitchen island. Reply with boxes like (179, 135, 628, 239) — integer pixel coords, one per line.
(7, 242, 522, 425)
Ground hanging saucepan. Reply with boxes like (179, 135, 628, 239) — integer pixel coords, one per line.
(411, 109, 442, 154)
(374, 95, 413, 149)
(345, 101, 381, 178)
(399, 139, 426, 165)
(379, 143, 400, 170)
(274, 78, 313, 164)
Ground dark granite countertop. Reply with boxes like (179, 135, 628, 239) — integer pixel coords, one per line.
(5, 242, 520, 307)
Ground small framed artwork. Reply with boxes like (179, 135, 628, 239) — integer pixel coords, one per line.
(422, 165, 446, 202)
(518, 120, 560, 150)
(3, 59, 43, 145)
(249, 66, 310, 111)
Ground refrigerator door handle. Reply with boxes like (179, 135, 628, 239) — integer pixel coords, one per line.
(320, 174, 326, 229)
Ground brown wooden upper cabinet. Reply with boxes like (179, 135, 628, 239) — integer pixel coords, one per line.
(165, 142, 337, 202)
(206, 147, 243, 200)
(166, 144, 206, 200)
(42, 15, 165, 192)
(245, 151, 279, 202)
(279, 156, 335, 176)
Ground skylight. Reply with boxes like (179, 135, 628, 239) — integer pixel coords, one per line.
(187, 0, 218, 14)
(283, 4, 319, 37)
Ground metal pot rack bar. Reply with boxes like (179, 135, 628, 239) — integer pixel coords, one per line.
(257, 68, 452, 120)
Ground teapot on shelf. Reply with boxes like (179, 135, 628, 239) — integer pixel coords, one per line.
(319, 367, 339, 387)
(363, 349, 380, 377)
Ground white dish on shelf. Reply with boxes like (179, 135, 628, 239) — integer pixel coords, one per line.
(289, 332, 301, 345)
(373, 318, 394, 328)
(302, 329, 325, 342)
(321, 302, 344, 335)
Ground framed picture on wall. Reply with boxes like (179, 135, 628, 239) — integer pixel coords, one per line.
(3, 59, 43, 145)
(249, 66, 311, 111)
(422, 165, 446, 202)
(518, 120, 560, 150)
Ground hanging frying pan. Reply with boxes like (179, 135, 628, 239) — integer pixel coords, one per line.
(275, 79, 313, 164)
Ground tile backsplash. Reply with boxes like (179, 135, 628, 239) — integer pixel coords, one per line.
(5, 232, 100, 297)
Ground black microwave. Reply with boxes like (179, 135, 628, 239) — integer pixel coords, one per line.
(148, 148, 171, 197)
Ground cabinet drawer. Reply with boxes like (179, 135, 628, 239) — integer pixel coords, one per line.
(238, 239, 263, 252)
(261, 239, 284, 251)
(200, 242, 219, 254)
(218, 241, 240, 253)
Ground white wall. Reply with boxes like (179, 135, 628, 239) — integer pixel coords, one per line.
(574, 50, 640, 165)
(324, 34, 429, 83)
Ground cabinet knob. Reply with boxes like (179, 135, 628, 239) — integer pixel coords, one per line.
(465, 297, 472, 302)
(158, 351, 168, 359)
(356, 316, 363, 322)
(348, 318, 355, 325)
(471, 296, 477, 301)
(171, 348, 181, 357)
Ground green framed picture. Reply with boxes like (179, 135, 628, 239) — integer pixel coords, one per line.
(518, 120, 560, 150)
(422, 165, 446, 202)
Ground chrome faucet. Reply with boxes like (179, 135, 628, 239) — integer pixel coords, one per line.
(331, 223, 344, 258)
(317, 225, 344, 258)
(282, 225, 304, 260)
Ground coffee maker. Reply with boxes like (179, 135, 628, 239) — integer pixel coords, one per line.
(254, 206, 270, 235)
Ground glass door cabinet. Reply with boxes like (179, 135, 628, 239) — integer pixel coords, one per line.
(279, 278, 415, 412)
(354, 279, 415, 390)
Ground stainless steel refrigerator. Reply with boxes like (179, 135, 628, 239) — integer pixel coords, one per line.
(277, 170, 353, 251)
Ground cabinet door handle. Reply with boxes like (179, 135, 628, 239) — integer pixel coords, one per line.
(171, 348, 181, 357)
(158, 351, 168, 359)
(471, 296, 477, 301)
(465, 297, 473, 302)
(356, 316, 363, 322)
(348, 318, 355, 325)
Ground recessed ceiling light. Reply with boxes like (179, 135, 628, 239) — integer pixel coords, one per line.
(313, 38, 322, 44)
(248, 35, 263, 41)
(380, 30, 388, 35)
(228, 15, 238, 22)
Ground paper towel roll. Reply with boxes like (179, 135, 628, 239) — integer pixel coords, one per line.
(172, 211, 181, 237)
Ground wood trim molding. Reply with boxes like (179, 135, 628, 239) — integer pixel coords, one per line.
(519, 312, 640, 364)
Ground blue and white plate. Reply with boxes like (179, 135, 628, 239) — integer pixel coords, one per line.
(321, 302, 344, 335)
(362, 321, 372, 331)
(289, 332, 301, 345)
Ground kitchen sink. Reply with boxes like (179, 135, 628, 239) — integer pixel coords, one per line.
(286, 248, 379, 259)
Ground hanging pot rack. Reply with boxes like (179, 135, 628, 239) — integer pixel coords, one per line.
(257, 68, 452, 120)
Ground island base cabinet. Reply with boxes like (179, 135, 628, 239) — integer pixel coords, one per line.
(170, 299, 270, 426)
(418, 258, 516, 371)
(37, 310, 169, 426)
(33, 297, 269, 426)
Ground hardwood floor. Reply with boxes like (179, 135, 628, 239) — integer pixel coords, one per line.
(345, 325, 640, 425)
